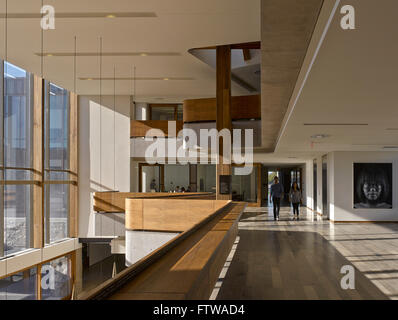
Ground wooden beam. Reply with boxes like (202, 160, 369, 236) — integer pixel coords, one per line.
(33, 75, 44, 249)
(216, 45, 232, 201)
(242, 48, 251, 61)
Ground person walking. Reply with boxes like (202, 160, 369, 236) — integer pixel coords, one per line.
(270, 176, 284, 221)
(289, 182, 302, 221)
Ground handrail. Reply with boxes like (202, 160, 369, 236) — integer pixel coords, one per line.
(78, 200, 233, 300)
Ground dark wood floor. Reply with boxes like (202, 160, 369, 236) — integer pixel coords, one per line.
(216, 208, 389, 300)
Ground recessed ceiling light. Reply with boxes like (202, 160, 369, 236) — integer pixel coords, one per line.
(46, 54, 53, 57)
(310, 134, 329, 139)
(106, 14, 116, 18)
(163, 78, 169, 81)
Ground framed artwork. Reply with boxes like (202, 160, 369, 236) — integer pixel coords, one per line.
(353, 163, 392, 209)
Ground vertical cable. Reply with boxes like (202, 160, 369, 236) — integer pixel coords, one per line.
(4, 0, 8, 287)
(113, 66, 116, 274)
(98, 36, 103, 280)
(74, 36, 77, 94)
(40, 0, 44, 295)
(113, 66, 116, 192)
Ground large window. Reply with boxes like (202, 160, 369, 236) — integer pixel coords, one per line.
(0, 266, 37, 300)
(41, 254, 72, 300)
(1, 61, 34, 258)
(0, 253, 73, 300)
(44, 82, 70, 244)
(149, 104, 183, 121)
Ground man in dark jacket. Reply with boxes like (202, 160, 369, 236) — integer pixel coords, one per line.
(270, 176, 284, 221)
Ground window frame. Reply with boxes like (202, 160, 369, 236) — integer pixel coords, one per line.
(0, 60, 35, 258)
(43, 80, 71, 245)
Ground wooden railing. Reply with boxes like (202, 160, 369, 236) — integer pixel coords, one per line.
(126, 198, 229, 232)
(130, 120, 183, 138)
(79, 200, 246, 300)
(183, 94, 260, 123)
(93, 191, 215, 213)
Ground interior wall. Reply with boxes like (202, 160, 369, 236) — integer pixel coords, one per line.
(330, 151, 398, 222)
(305, 160, 314, 210)
(130, 160, 139, 192)
(79, 95, 131, 237)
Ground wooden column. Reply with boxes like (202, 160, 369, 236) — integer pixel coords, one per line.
(216, 45, 232, 200)
(33, 75, 44, 248)
(69, 92, 79, 238)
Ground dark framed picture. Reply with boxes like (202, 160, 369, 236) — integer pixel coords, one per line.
(219, 175, 231, 195)
(353, 163, 392, 209)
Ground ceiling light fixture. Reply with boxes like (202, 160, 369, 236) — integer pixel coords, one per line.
(310, 134, 329, 139)
(106, 14, 116, 18)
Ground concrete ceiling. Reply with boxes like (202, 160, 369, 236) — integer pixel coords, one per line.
(0, 0, 260, 101)
(276, 0, 398, 154)
(260, 0, 324, 152)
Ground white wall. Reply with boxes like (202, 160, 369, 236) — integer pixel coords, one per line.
(305, 160, 314, 210)
(330, 151, 398, 222)
(79, 95, 131, 237)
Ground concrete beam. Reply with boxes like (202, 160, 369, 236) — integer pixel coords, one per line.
(261, 0, 324, 150)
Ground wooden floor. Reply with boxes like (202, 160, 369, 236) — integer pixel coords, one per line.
(214, 206, 396, 300)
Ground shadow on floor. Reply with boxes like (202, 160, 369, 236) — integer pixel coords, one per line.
(216, 230, 388, 300)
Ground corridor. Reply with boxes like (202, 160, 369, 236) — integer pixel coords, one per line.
(213, 206, 398, 300)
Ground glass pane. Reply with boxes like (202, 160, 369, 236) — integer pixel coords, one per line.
(41, 255, 71, 300)
(3, 61, 33, 168)
(4, 184, 32, 256)
(232, 166, 257, 203)
(44, 183, 69, 244)
(45, 171, 69, 181)
(176, 105, 183, 120)
(141, 166, 160, 192)
(197, 164, 216, 192)
(45, 83, 69, 170)
(4, 169, 32, 181)
(0, 267, 37, 300)
(151, 106, 175, 120)
(164, 164, 189, 192)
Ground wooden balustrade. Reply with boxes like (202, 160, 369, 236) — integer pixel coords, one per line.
(93, 191, 215, 213)
(125, 199, 230, 232)
(80, 200, 246, 300)
(130, 120, 183, 138)
(183, 94, 260, 123)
